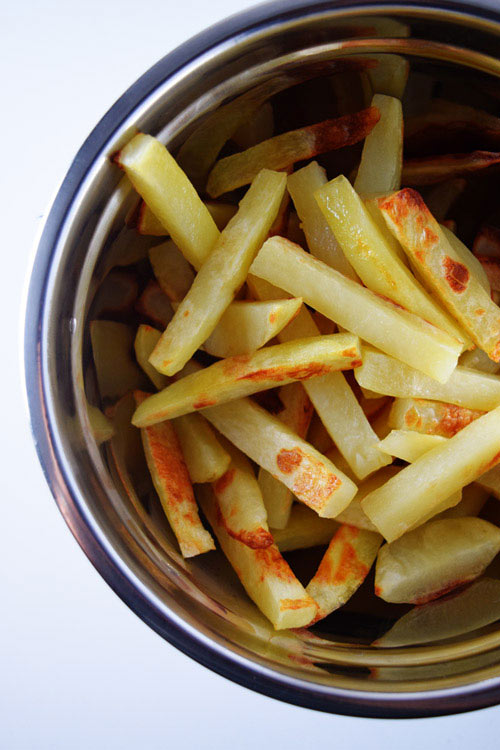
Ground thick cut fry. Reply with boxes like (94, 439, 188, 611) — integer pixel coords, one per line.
(475, 463, 500, 499)
(198, 485, 317, 629)
(378, 430, 447, 462)
(149, 169, 286, 376)
(258, 382, 313, 529)
(367, 54, 409, 98)
(441, 225, 490, 293)
(362, 405, 500, 542)
(90, 320, 149, 402)
(138, 201, 237, 237)
(405, 99, 500, 153)
(401, 151, 500, 186)
(354, 95, 403, 195)
(250, 236, 462, 382)
(389, 396, 485, 437)
(87, 403, 114, 445)
(135, 333, 361, 425)
(307, 413, 333, 454)
(363, 197, 408, 265)
(134, 325, 168, 391)
(212, 442, 273, 549)
(356, 348, 500, 411)
(207, 107, 381, 198)
(202, 298, 303, 358)
(307, 525, 382, 620)
(173, 413, 230, 484)
(287, 162, 358, 280)
(334, 467, 401, 531)
(272, 505, 339, 552)
(247, 274, 391, 478)
(202, 398, 357, 518)
(316, 176, 469, 346)
(135, 281, 174, 328)
(375, 518, 500, 604)
(115, 133, 220, 269)
(149, 241, 195, 302)
(135, 392, 214, 558)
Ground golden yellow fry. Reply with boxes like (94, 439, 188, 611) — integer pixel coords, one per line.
(354, 94, 403, 195)
(138, 200, 237, 237)
(202, 397, 357, 518)
(149, 169, 286, 376)
(334, 466, 401, 531)
(378, 430, 447, 462)
(149, 241, 195, 303)
(207, 107, 381, 197)
(134, 324, 168, 391)
(198, 485, 317, 629)
(441, 225, 490, 293)
(115, 133, 219, 269)
(401, 151, 500, 186)
(90, 320, 148, 402)
(272, 505, 339, 552)
(135, 391, 214, 558)
(459, 347, 500, 374)
(370, 401, 394, 440)
(375, 518, 500, 604)
(379, 189, 500, 360)
(362, 405, 500, 542)
(306, 525, 382, 620)
(136, 333, 361, 425)
(316, 175, 469, 346)
(250, 235, 462, 382)
(87, 402, 114, 445)
(287, 162, 358, 280)
(307, 413, 334, 454)
(436, 484, 488, 520)
(363, 197, 408, 265)
(389, 396, 485, 437)
(258, 382, 313, 529)
(356, 348, 500, 411)
(367, 54, 409, 98)
(173, 413, 230, 484)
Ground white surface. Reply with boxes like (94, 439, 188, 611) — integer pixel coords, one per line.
(3, 0, 500, 747)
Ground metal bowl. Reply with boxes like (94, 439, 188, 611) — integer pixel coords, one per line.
(24, 0, 500, 717)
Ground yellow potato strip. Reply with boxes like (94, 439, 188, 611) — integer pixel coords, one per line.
(354, 94, 403, 195)
(272, 505, 339, 553)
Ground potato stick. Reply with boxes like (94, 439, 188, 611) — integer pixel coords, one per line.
(362, 405, 500, 542)
(378, 430, 448, 462)
(355, 348, 500, 411)
(136, 333, 361, 425)
(138, 201, 237, 237)
(370, 402, 393, 440)
(114, 133, 220, 269)
(135, 391, 214, 557)
(149, 241, 195, 302)
(316, 176, 469, 346)
(287, 162, 358, 280)
(367, 54, 409, 98)
(401, 151, 500, 186)
(389, 396, 485, 437)
(363, 197, 408, 265)
(405, 99, 500, 153)
(325, 446, 357, 483)
(473, 224, 500, 258)
(207, 107, 381, 198)
(250, 235, 462, 381)
(197, 485, 317, 629)
(202, 298, 303, 358)
(134, 324, 169, 391)
(375, 518, 500, 604)
(307, 413, 334, 454)
(90, 320, 149, 402)
(87, 402, 114, 445)
(354, 94, 403, 195)
(426, 178, 466, 222)
(211, 441, 272, 549)
(202, 397, 357, 517)
(135, 281, 174, 328)
(334, 467, 401, 532)
(248, 273, 391, 478)
(150, 169, 286, 376)
(232, 101, 274, 149)
(258, 382, 313, 529)
(475, 463, 500, 499)
(358, 393, 391, 419)
(272, 505, 339, 552)
(173, 413, 230, 484)
(436, 483, 488, 520)
(307, 525, 382, 620)
(441, 225, 490, 293)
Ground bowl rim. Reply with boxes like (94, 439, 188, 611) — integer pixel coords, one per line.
(24, 0, 500, 718)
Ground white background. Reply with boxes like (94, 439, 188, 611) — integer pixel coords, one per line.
(3, 0, 500, 746)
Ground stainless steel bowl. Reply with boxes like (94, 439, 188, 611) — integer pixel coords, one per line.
(25, 0, 500, 717)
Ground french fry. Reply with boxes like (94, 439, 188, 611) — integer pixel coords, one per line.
(173, 413, 230, 484)
(401, 151, 500, 186)
(367, 54, 409, 98)
(134, 325, 168, 391)
(355, 348, 500, 411)
(134, 333, 362, 425)
(135, 391, 214, 558)
(325, 446, 357, 483)
(388, 396, 485, 437)
(232, 101, 274, 149)
(91, 269, 138, 318)
(87, 402, 114, 445)
(138, 200, 237, 236)
(363, 197, 408, 265)
(306, 525, 383, 620)
(149, 169, 286, 376)
(307, 413, 334, 454)
(354, 94, 403, 195)
(197, 485, 317, 629)
(202, 397, 358, 518)
(247, 274, 391, 479)
(250, 236, 462, 382)
(436, 483, 488, 520)
(212, 441, 273, 549)
(201, 298, 303, 358)
(287, 162, 358, 280)
(375, 518, 500, 603)
(441, 225, 490, 293)
(361, 405, 500, 542)
(370, 401, 394, 440)
(149, 241, 195, 302)
(334, 467, 401, 532)
(135, 281, 174, 328)
(425, 178, 466, 222)
(90, 320, 149, 402)
(258, 382, 313, 529)
(475, 463, 500, 499)
(272, 505, 339, 552)
(114, 133, 220, 269)
(378, 430, 447, 462)
(207, 107, 381, 198)
(316, 176, 470, 346)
